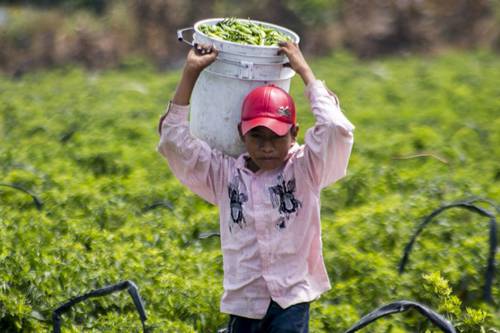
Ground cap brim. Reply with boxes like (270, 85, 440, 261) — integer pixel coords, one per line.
(241, 117, 292, 136)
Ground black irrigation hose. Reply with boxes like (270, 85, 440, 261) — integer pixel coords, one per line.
(464, 196, 500, 213)
(52, 280, 147, 333)
(142, 200, 187, 223)
(142, 200, 174, 212)
(199, 230, 221, 239)
(399, 198, 498, 303)
(344, 300, 456, 333)
(52, 285, 455, 332)
(0, 183, 43, 210)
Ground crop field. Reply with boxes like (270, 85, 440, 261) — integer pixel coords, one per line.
(0, 51, 499, 332)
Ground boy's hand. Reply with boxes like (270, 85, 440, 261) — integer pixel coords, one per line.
(172, 44, 218, 105)
(278, 41, 316, 86)
(185, 43, 218, 75)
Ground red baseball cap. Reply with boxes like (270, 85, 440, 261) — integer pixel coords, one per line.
(240, 85, 296, 136)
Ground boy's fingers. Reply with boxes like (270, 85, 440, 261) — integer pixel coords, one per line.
(198, 43, 212, 51)
(194, 47, 205, 55)
(277, 46, 287, 56)
(202, 47, 215, 55)
(277, 41, 296, 55)
(194, 43, 216, 55)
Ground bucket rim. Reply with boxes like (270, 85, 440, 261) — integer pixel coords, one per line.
(193, 18, 300, 49)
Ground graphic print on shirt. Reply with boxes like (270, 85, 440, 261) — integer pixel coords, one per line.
(269, 174, 302, 229)
(228, 176, 248, 232)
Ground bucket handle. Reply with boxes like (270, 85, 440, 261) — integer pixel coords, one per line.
(176, 27, 239, 67)
(177, 26, 195, 46)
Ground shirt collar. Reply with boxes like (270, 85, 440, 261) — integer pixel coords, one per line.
(234, 143, 300, 173)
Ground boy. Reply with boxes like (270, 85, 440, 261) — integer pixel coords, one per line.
(157, 42, 354, 333)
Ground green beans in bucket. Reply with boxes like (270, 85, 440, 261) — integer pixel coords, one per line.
(198, 18, 293, 46)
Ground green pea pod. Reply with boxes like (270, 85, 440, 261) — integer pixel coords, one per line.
(238, 25, 253, 35)
(199, 18, 292, 46)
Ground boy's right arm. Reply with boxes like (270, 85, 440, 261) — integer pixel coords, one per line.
(157, 45, 226, 205)
(171, 44, 217, 106)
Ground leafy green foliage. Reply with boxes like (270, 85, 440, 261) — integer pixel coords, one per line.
(422, 272, 493, 333)
(0, 51, 499, 332)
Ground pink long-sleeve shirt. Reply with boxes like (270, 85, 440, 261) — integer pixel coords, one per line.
(157, 80, 354, 319)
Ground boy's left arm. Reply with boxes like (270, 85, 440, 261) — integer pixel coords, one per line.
(303, 81, 355, 189)
(278, 42, 354, 189)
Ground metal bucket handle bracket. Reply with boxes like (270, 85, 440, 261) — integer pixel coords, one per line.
(177, 26, 195, 46)
(238, 60, 254, 79)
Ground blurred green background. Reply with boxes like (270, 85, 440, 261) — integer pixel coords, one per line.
(1, 1, 499, 332)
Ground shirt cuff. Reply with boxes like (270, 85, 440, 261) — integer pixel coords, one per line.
(157, 102, 190, 135)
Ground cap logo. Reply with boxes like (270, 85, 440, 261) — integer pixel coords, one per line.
(278, 106, 290, 117)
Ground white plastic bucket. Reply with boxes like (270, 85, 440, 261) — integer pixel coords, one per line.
(177, 18, 300, 157)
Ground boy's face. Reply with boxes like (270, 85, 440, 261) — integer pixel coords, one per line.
(239, 125, 298, 172)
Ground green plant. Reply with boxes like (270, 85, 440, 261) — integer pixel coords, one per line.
(422, 272, 496, 333)
(0, 50, 498, 332)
